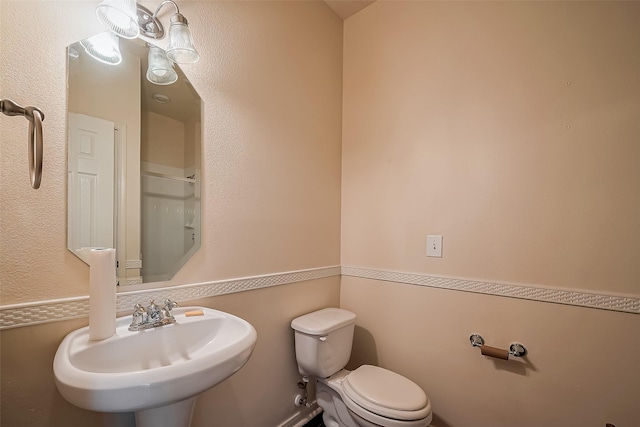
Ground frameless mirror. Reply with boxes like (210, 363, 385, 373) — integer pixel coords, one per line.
(67, 35, 202, 285)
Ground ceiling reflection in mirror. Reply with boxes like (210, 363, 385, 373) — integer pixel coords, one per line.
(67, 35, 202, 285)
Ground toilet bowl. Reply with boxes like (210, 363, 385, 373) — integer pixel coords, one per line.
(291, 308, 432, 427)
(317, 367, 432, 427)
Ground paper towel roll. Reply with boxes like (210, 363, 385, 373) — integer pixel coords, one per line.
(89, 248, 117, 341)
(480, 345, 510, 360)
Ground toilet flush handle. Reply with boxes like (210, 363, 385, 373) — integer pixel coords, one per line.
(319, 336, 328, 342)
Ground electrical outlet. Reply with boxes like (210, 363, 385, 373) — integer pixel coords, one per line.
(426, 235, 443, 258)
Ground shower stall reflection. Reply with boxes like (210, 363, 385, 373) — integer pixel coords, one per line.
(141, 171, 200, 283)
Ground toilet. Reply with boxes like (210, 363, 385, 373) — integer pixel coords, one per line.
(291, 308, 432, 427)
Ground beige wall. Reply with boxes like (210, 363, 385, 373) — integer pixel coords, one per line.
(342, 2, 640, 426)
(342, 1, 640, 294)
(1, 0, 342, 426)
(0, 0, 342, 304)
(3, 1, 640, 426)
(68, 45, 141, 134)
(141, 111, 185, 169)
(0, 278, 340, 427)
(342, 277, 639, 427)
(184, 114, 201, 178)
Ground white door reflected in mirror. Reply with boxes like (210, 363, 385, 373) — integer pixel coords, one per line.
(67, 113, 116, 256)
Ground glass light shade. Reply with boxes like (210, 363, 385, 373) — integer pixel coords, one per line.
(80, 32, 122, 65)
(96, 0, 139, 39)
(166, 14, 200, 64)
(146, 46, 178, 85)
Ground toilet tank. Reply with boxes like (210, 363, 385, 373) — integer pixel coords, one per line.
(291, 308, 356, 378)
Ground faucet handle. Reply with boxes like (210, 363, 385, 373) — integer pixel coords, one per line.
(133, 303, 146, 319)
(129, 304, 147, 330)
(163, 299, 179, 311)
(160, 299, 179, 324)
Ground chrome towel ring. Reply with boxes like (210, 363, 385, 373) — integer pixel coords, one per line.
(1, 98, 45, 189)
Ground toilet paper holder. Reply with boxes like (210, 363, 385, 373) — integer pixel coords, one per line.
(469, 334, 527, 359)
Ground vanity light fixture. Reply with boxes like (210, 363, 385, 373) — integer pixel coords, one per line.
(146, 46, 178, 85)
(95, 0, 140, 39)
(139, 0, 200, 63)
(80, 32, 123, 65)
(96, 0, 200, 64)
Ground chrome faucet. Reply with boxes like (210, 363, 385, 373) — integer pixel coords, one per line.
(128, 299, 179, 331)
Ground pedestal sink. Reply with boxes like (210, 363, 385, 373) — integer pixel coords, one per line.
(54, 306, 257, 427)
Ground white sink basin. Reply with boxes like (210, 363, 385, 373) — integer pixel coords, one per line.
(54, 306, 257, 414)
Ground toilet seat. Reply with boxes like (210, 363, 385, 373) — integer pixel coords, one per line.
(341, 365, 431, 423)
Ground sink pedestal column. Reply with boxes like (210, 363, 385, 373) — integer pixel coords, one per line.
(135, 397, 196, 427)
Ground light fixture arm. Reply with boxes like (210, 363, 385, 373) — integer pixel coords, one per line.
(151, 0, 180, 20)
(138, 0, 190, 39)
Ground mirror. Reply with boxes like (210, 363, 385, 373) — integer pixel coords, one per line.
(67, 35, 202, 285)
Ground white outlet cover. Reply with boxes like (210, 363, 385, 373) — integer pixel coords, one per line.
(427, 235, 443, 257)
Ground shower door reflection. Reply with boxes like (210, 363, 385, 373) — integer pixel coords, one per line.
(141, 171, 200, 283)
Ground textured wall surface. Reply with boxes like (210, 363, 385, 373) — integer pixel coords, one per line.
(342, 277, 640, 427)
(1, 0, 96, 304)
(341, 2, 640, 426)
(3, 1, 640, 426)
(342, 1, 640, 295)
(1, 1, 342, 426)
(0, 0, 342, 305)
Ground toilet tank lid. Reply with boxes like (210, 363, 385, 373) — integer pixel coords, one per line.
(291, 308, 356, 335)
